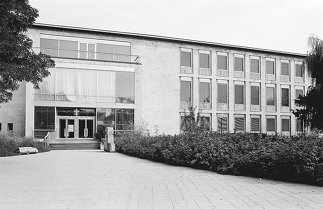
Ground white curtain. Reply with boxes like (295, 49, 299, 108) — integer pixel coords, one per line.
(97, 71, 115, 103)
(76, 70, 97, 102)
(36, 69, 55, 100)
(56, 68, 76, 101)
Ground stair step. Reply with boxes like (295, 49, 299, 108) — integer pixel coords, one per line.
(49, 143, 100, 150)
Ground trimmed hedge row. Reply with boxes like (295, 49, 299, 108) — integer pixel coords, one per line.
(115, 132, 323, 186)
(0, 134, 50, 157)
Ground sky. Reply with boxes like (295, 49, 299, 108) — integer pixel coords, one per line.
(29, 0, 323, 54)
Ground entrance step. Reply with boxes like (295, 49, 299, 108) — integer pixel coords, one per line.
(49, 142, 100, 150)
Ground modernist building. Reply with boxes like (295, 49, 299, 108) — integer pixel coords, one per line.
(0, 24, 309, 145)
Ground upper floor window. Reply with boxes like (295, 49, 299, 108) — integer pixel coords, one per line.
(234, 56, 244, 72)
(251, 85, 260, 105)
(116, 72, 135, 104)
(295, 63, 304, 77)
(266, 86, 275, 105)
(281, 88, 290, 107)
(180, 49, 192, 67)
(217, 55, 228, 70)
(180, 78, 192, 108)
(218, 82, 228, 104)
(266, 60, 275, 75)
(250, 58, 260, 73)
(234, 84, 245, 105)
(199, 79, 211, 109)
(199, 51, 210, 68)
(281, 61, 290, 76)
(295, 89, 304, 99)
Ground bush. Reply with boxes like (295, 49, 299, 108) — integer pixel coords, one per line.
(0, 134, 50, 157)
(115, 132, 323, 186)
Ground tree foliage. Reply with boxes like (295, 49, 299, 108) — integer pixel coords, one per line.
(293, 35, 323, 131)
(0, 0, 55, 103)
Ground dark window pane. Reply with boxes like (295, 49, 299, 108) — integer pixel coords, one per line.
(281, 88, 289, 106)
(218, 83, 228, 104)
(199, 53, 210, 68)
(251, 86, 260, 105)
(217, 115, 228, 133)
(180, 80, 192, 103)
(116, 109, 134, 130)
(266, 61, 275, 74)
(282, 118, 290, 132)
(8, 123, 13, 131)
(40, 38, 58, 57)
(250, 59, 259, 73)
(235, 116, 245, 132)
(57, 107, 75, 116)
(281, 63, 289, 76)
(296, 89, 304, 99)
(116, 72, 135, 103)
(266, 87, 275, 105)
(267, 118, 276, 132)
(78, 108, 95, 116)
(251, 117, 260, 132)
(295, 64, 304, 77)
(234, 57, 244, 71)
(235, 85, 244, 104)
(181, 51, 192, 67)
(59, 40, 78, 58)
(217, 55, 227, 70)
(34, 106, 55, 130)
(199, 82, 210, 103)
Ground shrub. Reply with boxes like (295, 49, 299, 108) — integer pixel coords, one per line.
(0, 134, 50, 157)
(115, 132, 323, 186)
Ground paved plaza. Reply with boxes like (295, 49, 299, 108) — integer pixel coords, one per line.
(0, 150, 322, 209)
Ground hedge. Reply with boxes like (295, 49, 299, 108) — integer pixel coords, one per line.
(0, 134, 50, 157)
(115, 132, 323, 186)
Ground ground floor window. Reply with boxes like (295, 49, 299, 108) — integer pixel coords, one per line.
(96, 108, 134, 132)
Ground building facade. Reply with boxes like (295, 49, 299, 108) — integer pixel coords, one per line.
(0, 24, 309, 143)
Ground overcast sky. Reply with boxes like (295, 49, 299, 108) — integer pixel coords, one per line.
(29, 0, 323, 54)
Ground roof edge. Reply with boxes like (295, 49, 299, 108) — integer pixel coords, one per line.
(31, 23, 306, 58)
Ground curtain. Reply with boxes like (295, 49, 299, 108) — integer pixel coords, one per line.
(56, 68, 76, 101)
(76, 70, 97, 102)
(37, 69, 55, 100)
(199, 82, 210, 103)
(97, 71, 116, 103)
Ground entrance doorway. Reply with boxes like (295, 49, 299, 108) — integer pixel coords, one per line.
(58, 116, 95, 139)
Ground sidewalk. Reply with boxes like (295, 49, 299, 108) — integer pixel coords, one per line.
(0, 150, 322, 209)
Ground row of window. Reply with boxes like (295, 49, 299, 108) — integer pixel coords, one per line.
(40, 38, 132, 62)
(180, 48, 305, 79)
(0, 123, 14, 131)
(180, 78, 304, 110)
(180, 114, 303, 133)
(36, 69, 135, 104)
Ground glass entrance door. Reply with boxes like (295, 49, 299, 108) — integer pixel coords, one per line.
(59, 118, 75, 138)
(78, 118, 94, 138)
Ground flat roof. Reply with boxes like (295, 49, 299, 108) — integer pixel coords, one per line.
(32, 23, 306, 58)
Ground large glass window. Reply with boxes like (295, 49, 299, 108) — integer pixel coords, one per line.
(199, 53, 210, 68)
(116, 109, 134, 130)
(251, 115, 261, 132)
(266, 117, 276, 132)
(251, 86, 260, 105)
(235, 84, 244, 104)
(295, 89, 304, 99)
(282, 118, 290, 132)
(199, 80, 211, 108)
(250, 59, 260, 73)
(116, 72, 135, 103)
(266, 87, 275, 105)
(218, 83, 228, 104)
(76, 70, 97, 101)
(97, 71, 116, 103)
(59, 40, 78, 58)
(217, 55, 227, 70)
(234, 57, 244, 72)
(281, 62, 290, 76)
(34, 106, 55, 130)
(217, 114, 228, 133)
(55, 68, 76, 101)
(180, 80, 192, 106)
(281, 88, 290, 106)
(40, 38, 58, 57)
(234, 115, 245, 132)
(97, 108, 134, 131)
(295, 64, 304, 77)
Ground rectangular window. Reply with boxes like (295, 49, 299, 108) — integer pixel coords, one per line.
(180, 79, 192, 106)
(181, 50, 192, 67)
(234, 115, 245, 132)
(235, 84, 244, 104)
(296, 89, 304, 99)
(281, 118, 290, 132)
(266, 87, 275, 105)
(266, 60, 275, 74)
(218, 83, 228, 104)
(295, 64, 304, 77)
(0, 123, 2, 131)
(234, 57, 244, 72)
(88, 44, 95, 59)
(281, 62, 290, 76)
(34, 106, 55, 130)
(217, 114, 228, 133)
(266, 117, 276, 132)
(251, 86, 260, 105)
(8, 123, 13, 131)
(116, 72, 135, 104)
(115, 109, 134, 130)
(281, 88, 289, 106)
(199, 53, 210, 68)
(200, 115, 211, 131)
(59, 40, 78, 58)
(217, 55, 227, 70)
(40, 38, 58, 57)
(80, 43, 87, 59)
(97, 43, 113, 61)
(251, 116, 261, 132)
(199, 80, 211, 108)
(250, 59, 260, 73)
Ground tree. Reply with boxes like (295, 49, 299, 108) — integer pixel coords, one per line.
(0, 0, 55, 103)
(293, 35, 323, 131)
